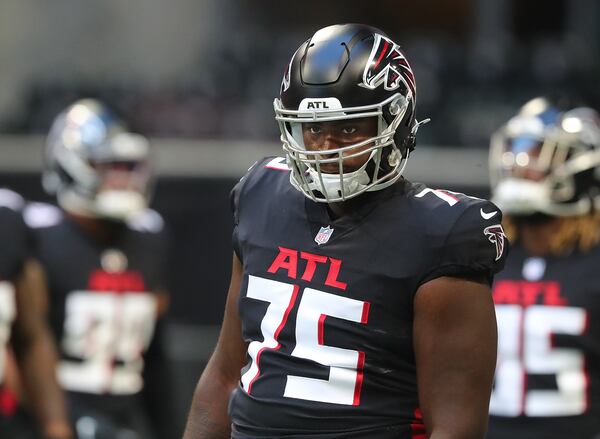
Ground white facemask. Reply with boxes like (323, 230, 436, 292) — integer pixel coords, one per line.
(94, 190, 147, 219)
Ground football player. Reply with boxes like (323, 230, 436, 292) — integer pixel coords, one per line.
(25, 99, 172, 439)
(487, 98, 600, 438)
(0, 189, 72, 439)
(184, 24, 508, 439)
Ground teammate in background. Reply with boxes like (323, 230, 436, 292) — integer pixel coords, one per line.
(0, 189, 72, 439)
(184, 23, 507, 439)
(487, 97, 600, 438)
(25, 99, 172, 439)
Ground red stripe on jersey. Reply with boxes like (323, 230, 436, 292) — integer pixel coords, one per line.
(518, 305, 526, 416)
(275, 284, 300, 340)
(436, 189, 460, 203)
(246, 284, 300, 394)
(318, 314, 326, 345)
(246, 347, 267, 394)
(410, 407, 427, 438)
(353, 351, 366, 406)
(361, 301, 371, 324)
(0, 386, 18, 417)
(264, 157, 289, 171)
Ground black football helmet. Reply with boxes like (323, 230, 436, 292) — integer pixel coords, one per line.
(274, 23, 428, 202)
(43, 99, 153, 220)
(490, 97, 600, 216)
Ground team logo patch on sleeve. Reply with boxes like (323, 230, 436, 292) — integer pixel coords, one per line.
(484, 224, 507, 261)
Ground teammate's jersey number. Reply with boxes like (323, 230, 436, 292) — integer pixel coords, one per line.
(60, 291, 157, 394)
(491, 304, 587, 417)
(0, 281, 16, 384)
(241, 275, 370, 406)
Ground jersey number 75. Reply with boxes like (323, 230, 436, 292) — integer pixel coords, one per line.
(241, 275, 370, 406)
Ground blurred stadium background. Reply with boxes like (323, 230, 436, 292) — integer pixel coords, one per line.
(0, 0, 598, 436)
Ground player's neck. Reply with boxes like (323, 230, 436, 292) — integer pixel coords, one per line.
(518, 217, 563, 256)
(326, 202, 347, 220)
(326, 180, 403, 220)
(326, 196, 366, 220)
(66, 212, 124, 245)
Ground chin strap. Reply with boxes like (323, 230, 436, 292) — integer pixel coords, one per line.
(414, 118, 431, 132)
(405, 117, 431, 153)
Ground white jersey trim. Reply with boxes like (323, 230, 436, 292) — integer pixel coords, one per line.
(23, 202, 63, 228)
(126, 208, 164, 233)
(0, 188, 24, 211)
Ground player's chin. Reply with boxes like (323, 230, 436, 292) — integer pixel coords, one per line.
(318, 165, 341, 174)
(316, 163, 363, 174)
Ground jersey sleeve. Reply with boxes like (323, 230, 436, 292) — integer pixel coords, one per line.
(230, 158, 268, 260)
(0, 206, 29, 280)
(230, 172, 245, 260)
(153, 222, 173, 293)
(422, 200, 509, 285)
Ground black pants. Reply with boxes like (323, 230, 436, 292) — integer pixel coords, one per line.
(68, 392, 155, 439)
(0, 408, 42, 439)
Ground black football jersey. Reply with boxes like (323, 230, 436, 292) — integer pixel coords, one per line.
(228, 157, 508, 438)
(24, 203, 168, 398)
(488, 241, 600, 439)
(0, 189, 29, 387)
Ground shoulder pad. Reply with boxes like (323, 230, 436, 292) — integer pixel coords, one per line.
(414, 186, 483, 208)
(231, 156, 285, 218)
(414, 185, 509, 284)
(126, 208, 164, 233)
(263, 156, 289, 171)
(23, 202, 63, 228)
(0, 188, 25, 211)
(439, 199, 508, 277)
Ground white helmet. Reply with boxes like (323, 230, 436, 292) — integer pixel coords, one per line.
(490, 97, 600, 216)
(43, 99, 153, 220)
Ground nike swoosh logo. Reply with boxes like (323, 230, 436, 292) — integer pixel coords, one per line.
(480, 208, 498, 220)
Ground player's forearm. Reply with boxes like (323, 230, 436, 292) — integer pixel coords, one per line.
(428, 431, 487, 439)
(17, 332, 73, 439)
(183, 363, 237, 439)
(427, 418, 488, 439)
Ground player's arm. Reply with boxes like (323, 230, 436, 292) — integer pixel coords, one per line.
(183, 252, 247, 439)
(142, 288, 174, 438)
(414, 275, 497, 439)
(12, 258, 73, 439)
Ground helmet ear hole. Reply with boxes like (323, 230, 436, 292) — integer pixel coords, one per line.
(389, 98, 403, 116)
(42, 171, 60, 195)
(42, 164, 74, 195)
(387, 149, 400, 167)
(57, 165, 75, 187)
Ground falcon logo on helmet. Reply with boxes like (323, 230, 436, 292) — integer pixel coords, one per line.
(281, 47, 301, 94)
(360, 34, 416, 96)
(281, 62, 292, 93)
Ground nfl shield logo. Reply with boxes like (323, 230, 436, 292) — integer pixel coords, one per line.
(314, 225, 334, 245)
